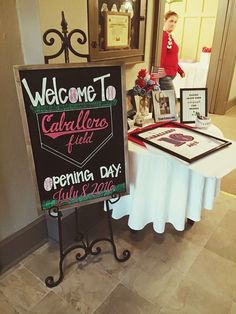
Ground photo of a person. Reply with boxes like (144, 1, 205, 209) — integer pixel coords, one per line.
(153, 90, 176, 121)
(126, 90, 136, 119)
(126, 94, 133, 112)
(160, 97, 170, 114)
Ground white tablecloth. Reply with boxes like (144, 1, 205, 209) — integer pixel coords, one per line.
(174, 61, 209, 98)
(110, 125, 236, 233)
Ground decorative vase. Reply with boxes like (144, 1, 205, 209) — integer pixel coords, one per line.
(139, 96, 149, 116)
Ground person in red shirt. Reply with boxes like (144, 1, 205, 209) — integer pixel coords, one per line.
(159, 11, 185, 91)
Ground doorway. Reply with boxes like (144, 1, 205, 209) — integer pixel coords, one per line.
(152, 0, 236, 114)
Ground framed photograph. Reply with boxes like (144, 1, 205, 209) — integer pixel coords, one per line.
(105, 12, 130, 49)
(180, 88, 207, 123)
(126, 89, 136, 119)
(152, 90, 177, 121)
(130, 121, 231, 163)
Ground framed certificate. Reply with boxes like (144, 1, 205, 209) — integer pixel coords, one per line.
(152, 90, 177, 121)
(105, 12, 130, 49)
(180, 88, 207, 123)
(130, 121, 231, 163)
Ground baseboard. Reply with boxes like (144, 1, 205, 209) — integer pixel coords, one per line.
(46, 202, 105, 246)
(226, 97, 236, 112)
(0, 202, 105, 274)
(0, 214, 48, 274)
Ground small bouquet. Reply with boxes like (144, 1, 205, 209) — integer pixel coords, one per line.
(202, 47, 212, 53)
(133, 69, 160, 98)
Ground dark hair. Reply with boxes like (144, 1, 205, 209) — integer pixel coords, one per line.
(164, 11, 179, 20)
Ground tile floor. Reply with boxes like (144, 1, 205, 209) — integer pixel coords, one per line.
(1, 192, 236, 313)
(1, 106, 236, 313)
(210, 105, 236, 195)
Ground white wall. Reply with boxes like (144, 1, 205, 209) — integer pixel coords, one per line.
(229, 62, 236, 101)
(0, 0, 39, 240)
(16, 0, 44, 64)
(38, 0, 88, 63)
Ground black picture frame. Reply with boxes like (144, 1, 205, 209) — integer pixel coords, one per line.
(130, 121, 231, 163)
(180, 88, 207, 123)
(126, 89, 136, 119)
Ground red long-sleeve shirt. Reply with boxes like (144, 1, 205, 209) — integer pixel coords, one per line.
(160, 31, 184, 77)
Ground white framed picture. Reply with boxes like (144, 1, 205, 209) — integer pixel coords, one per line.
(152, 90, 177, 121)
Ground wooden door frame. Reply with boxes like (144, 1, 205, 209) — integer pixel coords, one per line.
(152, 0, 236, 115)
(207, 0, 236, 114)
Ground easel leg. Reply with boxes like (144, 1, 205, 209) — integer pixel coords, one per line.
(104, 199, 130, 261)
(45, 197, 130, 288)
(45, 208, 65, 287)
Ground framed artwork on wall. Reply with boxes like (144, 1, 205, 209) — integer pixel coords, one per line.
(104, 12, 131, 49)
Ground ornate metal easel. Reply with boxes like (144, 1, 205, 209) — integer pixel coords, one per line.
(45, 195, 130, 288)
(42, 11, 89, 64)
(42, 14, 130, 287)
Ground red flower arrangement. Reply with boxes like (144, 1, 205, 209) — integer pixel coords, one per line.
(133, 68, 160, 98)
(202, 47, 212, 53)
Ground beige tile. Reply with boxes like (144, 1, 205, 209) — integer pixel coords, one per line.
(54, 262, 119, 313)
(121, 259, 184, 306)
(94, 283, 159, 314)
(91, 218, 154, 261)
(160, 303, 198, 314)
(0, 264, 22, 281)
(113, 230, 154, 262)
(0, 291, 20, 314)
(23, 240, 77, 283)
(197, 194, 231, 226)
(230, 302, 236, 314)
(212, 192, 236, 213)
(0, 265, 47, 313)
(221, 171, 236, 195)
(187, 248, 236, 302)
(177, 218, 216, 248)
(91, 248, 136, 281)
(176, 192, 233, 248)
(145, 232, 202, 274)
(20, 242, 50, 266)
(160, 275, 231, 314)
(205, 209, 236, 263)
(28, 291, 79, 314)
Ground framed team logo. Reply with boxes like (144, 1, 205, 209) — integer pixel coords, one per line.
(130, 121, 231, 163)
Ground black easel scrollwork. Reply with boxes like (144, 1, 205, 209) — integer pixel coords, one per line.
(45, 194, 130, 288)
(43, 11, 89, 63)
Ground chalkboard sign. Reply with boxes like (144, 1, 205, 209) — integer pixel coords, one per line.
(14, 63, 129, 210)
